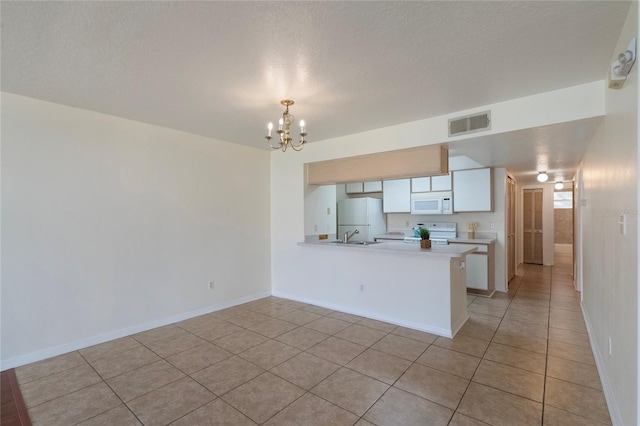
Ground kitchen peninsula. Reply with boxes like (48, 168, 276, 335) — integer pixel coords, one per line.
(277, 241, 475, 337)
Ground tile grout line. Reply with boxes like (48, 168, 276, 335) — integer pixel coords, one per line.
(19, 278, 604, 426)
(540, 264, 553, 426)
(446, 264, 524, 425)
(74, 350, 145, 426)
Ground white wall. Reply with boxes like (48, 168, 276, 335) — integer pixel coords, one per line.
(579, 4, 638, 425)
(1, 93, 272, 368)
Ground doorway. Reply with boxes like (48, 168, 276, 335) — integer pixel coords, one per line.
(553, 187, 574, 273)
(523, 188, 543, 264)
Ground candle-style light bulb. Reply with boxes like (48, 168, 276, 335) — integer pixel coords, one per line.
(299, 120, 305, 134)
(278, 118, 284, 131)
(267, 122, 273, 137)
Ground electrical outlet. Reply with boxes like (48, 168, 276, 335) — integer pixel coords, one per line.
(406, 221, 410, 227)
(360, 284, 365, 292)
(327, 207, 331, 215)
(314, 224, 318, 232)
(208, 281, 215, 290)
(490, 222, 495, 230)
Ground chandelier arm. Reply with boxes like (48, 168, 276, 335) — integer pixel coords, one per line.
(290, 140, 305, 151)
(265, 136, 283, 150)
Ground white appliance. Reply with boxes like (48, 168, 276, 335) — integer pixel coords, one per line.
(337, 198, 386, 242)
(410, 191, 453, 215)
(404, 222, 457, 245)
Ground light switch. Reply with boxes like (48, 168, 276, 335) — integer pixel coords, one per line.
(619, 214, 627, 235)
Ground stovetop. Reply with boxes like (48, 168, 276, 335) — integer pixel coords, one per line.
(405, 222, 457, 245)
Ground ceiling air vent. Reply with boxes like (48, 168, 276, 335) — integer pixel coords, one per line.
(448, 111, 491, 137)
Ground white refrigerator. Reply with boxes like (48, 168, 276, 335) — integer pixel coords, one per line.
(337, 198, 387, 242)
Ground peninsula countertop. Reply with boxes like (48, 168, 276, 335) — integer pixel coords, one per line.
(299, 240, 477, 258)
(448, 237, 496, 244)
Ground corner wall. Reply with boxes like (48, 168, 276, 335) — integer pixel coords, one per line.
(579, 3, 638, 424)
(1, 93, 272, 368)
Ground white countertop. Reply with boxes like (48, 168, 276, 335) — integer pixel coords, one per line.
(299, 240, 477, 258)
(449, 237, 496, 244)
(374, 234, 406, 240)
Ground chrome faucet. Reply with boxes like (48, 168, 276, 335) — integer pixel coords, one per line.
(344, 229, 359, 244)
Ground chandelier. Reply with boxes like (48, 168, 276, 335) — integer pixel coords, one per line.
(265, 99, 307, 152)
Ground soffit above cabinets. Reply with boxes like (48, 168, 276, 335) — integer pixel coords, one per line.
(306, 145, 448, 185)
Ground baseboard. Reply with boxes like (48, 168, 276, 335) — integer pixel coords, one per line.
(272, 290, 456, 337)
(451, 311, 470, 337)
(581, 302, 622, 426)
(554, 243, 573, 254)
(0, 291, 271, 371)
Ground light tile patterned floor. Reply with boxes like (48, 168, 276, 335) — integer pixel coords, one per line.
(16, 255, 611, 425)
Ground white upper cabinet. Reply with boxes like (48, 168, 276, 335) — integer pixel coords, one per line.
(346, 181, 382, 194)
(453, 168, 493, 212)
(411, 177, 431, 193)
(345, 182, 364, 193)
(363, 181, 383, 192)
(383, 179, 411, 213)
(431, 174, 452, 191)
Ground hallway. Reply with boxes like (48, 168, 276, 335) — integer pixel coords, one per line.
(11, 253, 610, 425)
(459, 250, 610, 424)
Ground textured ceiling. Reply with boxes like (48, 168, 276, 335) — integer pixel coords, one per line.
(1, 1, 631, 183)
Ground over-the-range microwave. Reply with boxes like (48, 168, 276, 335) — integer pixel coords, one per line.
(410, 191, 453, 215)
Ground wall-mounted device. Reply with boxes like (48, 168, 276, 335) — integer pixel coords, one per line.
(609, 38, 636, 89)
(410, 191, 453, 215)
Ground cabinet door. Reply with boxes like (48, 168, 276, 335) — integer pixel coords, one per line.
(345, 182, 364, 193)
(431, 174, 452, 191)
(453, 168, 493, 212)
(411, 177, 431, 193)
(363, 181, 382, 192)
(383, 179, 411, 213)
(466, 253, 489, 290)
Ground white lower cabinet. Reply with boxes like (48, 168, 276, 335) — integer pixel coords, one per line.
(466, 253, 488, 290)
(449, 241, 495, 296)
